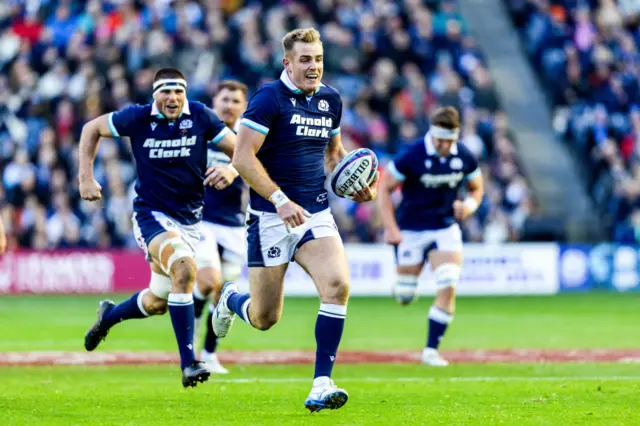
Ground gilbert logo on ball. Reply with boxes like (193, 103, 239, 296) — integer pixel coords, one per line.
(330, 148, 378, 198)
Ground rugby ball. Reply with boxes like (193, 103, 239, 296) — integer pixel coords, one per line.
(330, 148, 378, 198)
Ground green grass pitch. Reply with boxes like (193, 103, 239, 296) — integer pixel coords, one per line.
(1, 292, 640, 424)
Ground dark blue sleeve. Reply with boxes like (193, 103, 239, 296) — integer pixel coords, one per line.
(387, 147, 413, 182)
(108, 105, 143, 138)
(462, 148, 481, 180)
(331, 97, 342, 136)
(202, 106, 231, 145)
(239, 86, 279, 135)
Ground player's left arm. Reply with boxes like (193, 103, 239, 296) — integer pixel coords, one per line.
(214, 131, 236, 159)
(453, 168, 484, 221)
(203, 106, 238, 190)
(204, 131, 239, 190)
(325, 132, 348, 173)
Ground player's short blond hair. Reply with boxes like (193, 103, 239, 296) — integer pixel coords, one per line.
(282, 28, 322, 56)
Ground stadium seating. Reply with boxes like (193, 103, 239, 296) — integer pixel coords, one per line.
(1, 0, 532, 249)
(504, 0, 640, 243)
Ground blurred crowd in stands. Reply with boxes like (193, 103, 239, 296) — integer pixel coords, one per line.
(505, 0, 640, 243)
(0, 0, 532, 250)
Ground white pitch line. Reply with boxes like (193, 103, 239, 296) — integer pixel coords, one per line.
(209, 376, 640, 384)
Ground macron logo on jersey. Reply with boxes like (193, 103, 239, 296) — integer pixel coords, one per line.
(420, 172, 465, 188)
(142, 136, 196, 159)
(290, 114, 333, 138)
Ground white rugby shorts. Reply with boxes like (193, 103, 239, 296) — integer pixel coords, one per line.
(195, 221, 222, 270)
(395, 223, 463, 267)
(246, 207, 340, 267)
(132, 210, 200, 263)
(195, 221, 246, 269)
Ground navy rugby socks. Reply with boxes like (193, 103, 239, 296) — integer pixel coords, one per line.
(227, 292, 252, 325)
(203, 305, 219, 353)
(102, 291, 149, 327)
(192, 285, 207, 319)
(168, 293, 196, 369)
(314, 303, 347, 378)
(426, 306, 453, 349)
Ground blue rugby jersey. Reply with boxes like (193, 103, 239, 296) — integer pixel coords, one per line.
(108, 100, 230, 225)
(203, 121, 247, 227)
(239, 71, 342, 214)
(387, 133, 481, 231)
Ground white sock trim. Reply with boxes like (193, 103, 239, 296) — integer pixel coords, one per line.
(319, 303, 347, 318)
(193, 284, 207, 301)
(137, 289, 150, 317)
(397, 274, 419, 284)
(428, 306, 453, 324)
(241, 299, 252, 325)
(168, 293, 194, 305)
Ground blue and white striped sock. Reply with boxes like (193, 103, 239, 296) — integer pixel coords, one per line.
(168, 293, 196, 370)
(314, 303, 347, 379)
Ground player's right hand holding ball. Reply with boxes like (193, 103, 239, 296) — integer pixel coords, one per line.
(79, 178, 103, 201)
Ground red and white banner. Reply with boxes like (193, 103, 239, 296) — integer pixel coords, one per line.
(0, 250, 149, 294)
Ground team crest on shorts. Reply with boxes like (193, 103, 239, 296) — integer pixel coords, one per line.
(318, 100, 329, 112)
(267, 246, 281, 259)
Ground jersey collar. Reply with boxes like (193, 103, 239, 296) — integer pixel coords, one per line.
(279, 70, 324, 96)
(150, 100, 191, 119)
(425, 132, 458, 156)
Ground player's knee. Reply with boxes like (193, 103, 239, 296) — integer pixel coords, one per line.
(196, 268, 217, 296)
(395, 274, 419, 305)
(142, 288, 168, 315)
(171, 259, 197, 293)
(433, 263, 460, 307)
(159, 237, 194, 276)
(434, 263, 461, 290)
(252, 309, 281, 331)
(146, 296, 168, 315)
(319, 276, 350, 305)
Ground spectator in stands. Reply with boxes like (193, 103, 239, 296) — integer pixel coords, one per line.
(0, 0, 531, 248)
(506, 0, 640, 241)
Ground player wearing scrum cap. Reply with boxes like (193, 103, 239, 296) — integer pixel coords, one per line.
(378, 106, 485, 367)
(79, 67, 237, 387)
